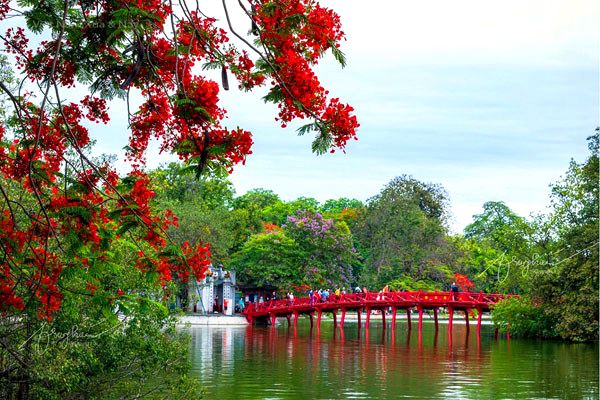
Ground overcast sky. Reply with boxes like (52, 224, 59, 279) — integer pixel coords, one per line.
(92, 0, 599, 233)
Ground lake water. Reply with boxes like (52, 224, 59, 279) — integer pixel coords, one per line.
(188, 318, 599, 399)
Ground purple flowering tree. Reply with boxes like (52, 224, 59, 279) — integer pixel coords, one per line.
(283, 210, 357, 288)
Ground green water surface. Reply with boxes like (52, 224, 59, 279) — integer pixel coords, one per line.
(189, 319, 599, 399)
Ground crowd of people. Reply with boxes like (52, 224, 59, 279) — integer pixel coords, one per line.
(240, 282, 462, 310)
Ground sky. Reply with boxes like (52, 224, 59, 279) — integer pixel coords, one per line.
(92, 0, 599, 233)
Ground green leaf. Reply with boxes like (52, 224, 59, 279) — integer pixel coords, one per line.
(193, 106, 213, 122)
(62, 206, 92, 223)
(311, 132, 333, 155)
(297, 122, 318, 136)
(107, 208, 126, 220)
(329, 41, 347, 68)
(101, 303, 118, 323)
(158, 244, 180, 258)
(173, 98, 195, 106)
(116, 220, 139, 235)
(202, 60, 222, 71)
(263, 86, 284, 104)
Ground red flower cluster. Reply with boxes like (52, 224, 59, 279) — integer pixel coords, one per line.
(263, 222, 281, 232)
(118, 0, 171, 26)
(28, 40, 77, 87)
(253, 0, 359, 150)
(135, 242, 211, 284)
(31, 248, 63, 321)
(180, 242, 212, 282)
(3, 27, 31, 70)
(231, 51, 266, 90)
(320, 98, 359, 150)
(177, 12, 229, 59)
(0, 0, 9, 21)
(453, 273, 475, 292)
(0, 268, 25, 312)
(173, 78, 223, 125)
(0, 0, 357, 320)
(81, 96, 110, 124)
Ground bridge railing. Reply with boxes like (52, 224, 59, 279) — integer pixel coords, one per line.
(242, 291, 513, 315)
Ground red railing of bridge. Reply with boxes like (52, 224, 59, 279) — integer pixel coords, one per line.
(243, 291, 512, 322)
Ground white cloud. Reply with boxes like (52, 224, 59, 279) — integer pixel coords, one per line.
(80, 1, 597, 233)
(329, 0, 599, 66)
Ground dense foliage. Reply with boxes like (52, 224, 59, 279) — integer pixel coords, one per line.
(490, 131, 599, 342)
(153, 133, 598, 343)
(353, 175, 455, 290)
(0, 0, 358, 398)
(230, 209, 357, 290)
(0, 2, 594, 398)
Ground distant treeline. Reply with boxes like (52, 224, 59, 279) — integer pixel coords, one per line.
(152, 131, 598, 342)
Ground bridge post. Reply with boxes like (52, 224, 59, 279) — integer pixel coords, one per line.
(464, 309, 470, 332)
(340, 308, 346, 329)
(406, 308, 412, 330)
(417, 305, 424, 335)
(365, 308, 371, 330)
(391, 307, 397, 330)
(270, 313, 277, 327)
(286, 314, 291, 327)
(381, 308, 386, 328)
(333, 310, 338, 328)
(357, 309, 362, 327)
(448, 307, 454, 335)
(317, 310, 322, 330)
(293, 311, 299, 329)
(433, 307, 439, 330)
(309, 312, 314, 329)
(476, 308, 482, 336)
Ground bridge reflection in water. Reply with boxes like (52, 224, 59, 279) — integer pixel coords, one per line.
(189, 321, 599, 399)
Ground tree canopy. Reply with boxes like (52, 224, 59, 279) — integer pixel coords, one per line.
(490, 131, 599, 342)
(0, 0, 359, 397)
(354, 175, 453, 289)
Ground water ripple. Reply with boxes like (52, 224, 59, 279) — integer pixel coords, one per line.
(187, 322, 599, 399)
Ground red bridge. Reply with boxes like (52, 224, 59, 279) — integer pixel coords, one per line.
(243, 291, 512, 335)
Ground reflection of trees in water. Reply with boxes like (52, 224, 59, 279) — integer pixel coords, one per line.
(189, 326, 243, 388)
(190, 322, 598, 399)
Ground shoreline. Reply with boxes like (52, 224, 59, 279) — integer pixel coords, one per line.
(176, 311, 494, 326)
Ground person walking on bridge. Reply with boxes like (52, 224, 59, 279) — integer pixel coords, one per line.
(450, 282, 459, 300)
(314, 290, 321, 304)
